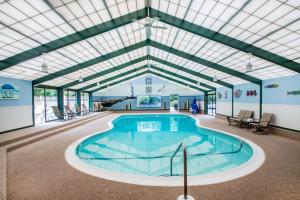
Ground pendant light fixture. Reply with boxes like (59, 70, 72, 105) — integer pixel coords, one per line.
(41, 53, 48, 73)
(79, 75, 83, 82)
(246, 53, 253, 73)
(213, 73, 218, 82)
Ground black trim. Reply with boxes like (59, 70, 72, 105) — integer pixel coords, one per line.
(0, 125, 34, 134)
(270, 125, 300, 133)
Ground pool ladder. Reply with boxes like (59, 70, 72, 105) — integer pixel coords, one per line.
(170, 142, 183, 176)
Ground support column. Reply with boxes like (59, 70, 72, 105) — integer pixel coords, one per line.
(232, 87, 234, 117)
(76, 90, 81, 106)
(89, 92, 93, 111)
(204, 92, 208, 115)
(57, 88, 64, 111)
(259, 84, 263, 118)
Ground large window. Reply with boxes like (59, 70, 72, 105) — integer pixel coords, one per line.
(34, 87, 58, 124)
(64, 90, 77, 112)
(81, 92, 89, 110)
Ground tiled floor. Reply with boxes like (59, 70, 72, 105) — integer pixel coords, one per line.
(6, 112, 300, 200)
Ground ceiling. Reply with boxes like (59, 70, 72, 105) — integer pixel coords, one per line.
(0, 0, 299, 93)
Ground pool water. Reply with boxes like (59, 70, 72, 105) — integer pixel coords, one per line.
(76, 114, 253, 177)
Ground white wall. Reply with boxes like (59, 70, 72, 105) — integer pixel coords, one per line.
(216, 102, 232, 116)
(0, 76, 33, 132)
(0, 105, 33, 132)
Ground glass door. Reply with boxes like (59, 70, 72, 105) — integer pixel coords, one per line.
(34, 87, 58, 124)
(45, 89, 58, 122)
(170, 94, 179, 112)
(207, 94, 216, 116)
(34, 88, 45, 124)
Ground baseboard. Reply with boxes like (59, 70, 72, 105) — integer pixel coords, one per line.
(0, 125, 34, 135)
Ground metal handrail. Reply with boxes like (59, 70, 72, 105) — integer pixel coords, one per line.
(170, 142, 183, 176)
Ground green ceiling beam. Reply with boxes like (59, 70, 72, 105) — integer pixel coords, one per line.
(79, 65, 147, 91)
(33, 40, 147, 85)
(150, 8, 300, 73)
(150, 65, 214, 91)
(150, 70, 207, 93)
(60, 56, 147, 89)
(148, 40, 262, 85)
(91, 71, 147, 93)
(149, 56, 233, 88)
(0, 8, 147, 71)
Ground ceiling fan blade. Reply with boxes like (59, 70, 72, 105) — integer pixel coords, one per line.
(151, 26, 168, 30)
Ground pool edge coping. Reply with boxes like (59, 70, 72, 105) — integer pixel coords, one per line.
(65, 113, 265, 186)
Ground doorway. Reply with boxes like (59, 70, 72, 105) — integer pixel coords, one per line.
(34, 87, 58, 124)
(170, 94, 179, 112)
(207, 94, 216, 116)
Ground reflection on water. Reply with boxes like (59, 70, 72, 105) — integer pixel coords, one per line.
(78, 114, 253, 176)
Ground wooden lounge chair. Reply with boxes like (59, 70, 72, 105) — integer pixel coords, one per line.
(82, 104, 92, 115)
(64, 105, 75, 119)
(51, 106, 67, 121)
(249, 113, 273, 133)
(76, 104, 86, 115)
(227, 110, 246, 125)
(227, 110, 253, 127)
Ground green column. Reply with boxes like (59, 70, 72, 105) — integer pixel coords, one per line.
(76, 90, 81, 107)
(259, 84, 262, 118)
(204, 92, 208, 114)
(232, 87, 234, 117)
(58, 88, 64, 111)
(89, 92, 93, 111)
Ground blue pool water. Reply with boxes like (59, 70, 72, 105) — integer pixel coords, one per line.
(76, 114, 253, 176)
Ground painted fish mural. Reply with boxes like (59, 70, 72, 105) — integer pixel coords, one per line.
(264, 84, 279, 88)
(287, 90, 300, 95)
(224, 90, 227, 99)
(217, 92, 222, 99)
(234, 89, 242, 98)
(246, 90, 257, 96)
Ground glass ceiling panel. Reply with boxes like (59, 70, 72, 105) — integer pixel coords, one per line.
(150, 68, 210, 91)
(150, 20, 298, 81)
(152, 0, 300, 62)
(149, 47, 246, 84)
(149, 60, 222, 88)
(86, 69, 147, 92)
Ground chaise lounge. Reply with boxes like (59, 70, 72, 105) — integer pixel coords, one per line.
(227, 110, 253, 127)
(248, 113, 273, 133)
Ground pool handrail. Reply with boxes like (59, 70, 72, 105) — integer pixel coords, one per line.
(170, 142, 183, 176)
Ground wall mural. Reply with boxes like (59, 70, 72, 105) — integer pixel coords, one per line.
(264, 84, 279, 88)
(287, 90, 300, 96)
(217, 92, 222, 99)
(137, 95, 162, 107)
(223, 90, 228, 99)
(246, 90, 257, 96)
(234, 89, 242, 98)
(0, 83, 20, 99)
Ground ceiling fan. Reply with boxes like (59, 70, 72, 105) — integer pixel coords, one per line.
(132, 0, 167, 39)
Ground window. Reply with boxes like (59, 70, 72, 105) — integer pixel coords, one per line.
(34, 87, 58, 124)
(64, 90, 77, 112)
(81, 92, 90, 110)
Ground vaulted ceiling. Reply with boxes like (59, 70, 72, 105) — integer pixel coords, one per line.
(0, 0, 299, 93)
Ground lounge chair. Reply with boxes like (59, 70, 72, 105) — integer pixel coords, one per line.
(51, 106, 67, 121)
(227, 110, 253, 127)
(64, 105, 75, 119)
(76, 104, 86, 115)
(82, 104, 92, 114)
(249, 113, 273, 133)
